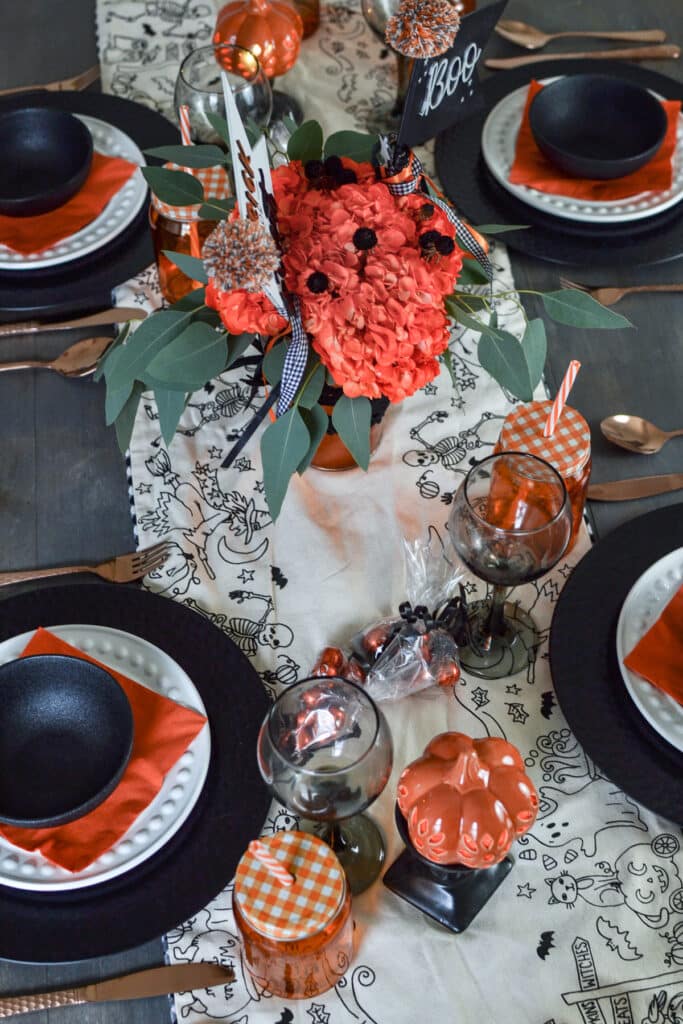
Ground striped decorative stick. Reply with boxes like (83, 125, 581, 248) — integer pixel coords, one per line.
(544, 360, 581, 437)
(248, 840, 295, 887)
(177, 103, 202, 260)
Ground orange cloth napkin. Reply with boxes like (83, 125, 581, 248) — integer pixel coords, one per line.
(508, 80, 681, 201)
(0, 153, 139, 256)
(0, 627, 207, 873)
(623, 586, 683, 703)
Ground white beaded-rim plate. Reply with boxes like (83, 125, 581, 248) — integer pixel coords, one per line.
(0, 115, 147, 271)
(616, 548, 683, 753)
(0, 624, 210, 892)
(481, 79, 683, 225)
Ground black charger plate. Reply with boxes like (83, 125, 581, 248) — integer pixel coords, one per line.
(0, 91, 179, 322)
(0, 583, 271, 963)
(435, 60, 683, 267)
(549, 503, 683, 824)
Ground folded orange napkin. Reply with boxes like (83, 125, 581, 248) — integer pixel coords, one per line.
(508, 80, 681, 201)
(0, 627, 207, 873)
(0, 153, 139, 256)
(623, 586, 683, 703)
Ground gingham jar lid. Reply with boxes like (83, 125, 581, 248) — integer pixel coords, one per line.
(498, 400, 590, 477)
(235, 832, 346, 941)
(151, 162, 231, 223)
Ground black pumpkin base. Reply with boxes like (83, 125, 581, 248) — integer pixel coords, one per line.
(383, 804, 513, 933)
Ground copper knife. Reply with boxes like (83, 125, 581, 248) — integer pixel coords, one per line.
(485, 44, 681, 70)
(587, 474, 683, 501)
(0, 308, 147, 337)
(0, 963, 234, 1018)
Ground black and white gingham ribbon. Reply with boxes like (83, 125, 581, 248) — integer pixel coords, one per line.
(277, 296, 308, 415)
(383, 150, 494, 281)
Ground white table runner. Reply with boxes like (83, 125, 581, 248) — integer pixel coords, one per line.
(105, 5, 683, 1023)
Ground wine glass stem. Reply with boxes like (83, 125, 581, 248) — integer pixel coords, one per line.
(483, 584, 509, 642)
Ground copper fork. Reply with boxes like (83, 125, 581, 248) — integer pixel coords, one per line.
(559, 277, 683, 307)
(0, 541, 172, 588)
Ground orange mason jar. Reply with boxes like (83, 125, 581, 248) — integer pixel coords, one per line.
(494, 400, 591, 551)
(233, 831, 354, 999)
(149, 204, 215, 304)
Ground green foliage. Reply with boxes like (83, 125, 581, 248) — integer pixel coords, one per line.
(113, 382, 144, 452)
(144, 144, 227, 168)
(263, 342, 287, 386)
(198, 197, 235, 220)
(297, 405, 329, 474)
(155, 388, 189, 446)
(287, 120, 324, 163)
(331, 395, 371, 471)
(478, 319, 547, 402)
(454, 260, 491, 287)
(260, 408, 311, 520)
(542, 289, 632, 329)
(141, 167, 203, 206)
(297, 359, 325, 409)
(161, 251, 208, 285)
(324, 131, 379, 162)
(206, 113, 232, 148)
(144, 323, 228, 391)
(475, 223, 530, 234)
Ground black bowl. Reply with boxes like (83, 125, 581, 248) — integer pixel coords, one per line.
(529, 74, 668, 180)
(0, 654, 134, 827)
(0, 107, 94, 217)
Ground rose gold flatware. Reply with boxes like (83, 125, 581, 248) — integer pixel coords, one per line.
(600, 414, 683, 455)
(494, 19, 666, 51)
(559, 277, 683, 307)
(0, 541, 172, 587)
(485, 44, 680, 70)
(0, 962, 234, 1018)
(0, 336, 114, 379)
(0, 64, 100, 97)
(587, 474, 683, 501)
(0, 307, 146, 337)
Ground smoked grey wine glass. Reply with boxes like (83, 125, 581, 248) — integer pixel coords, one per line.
(448, 452, 572, 680)
(257, 675, 393, 895)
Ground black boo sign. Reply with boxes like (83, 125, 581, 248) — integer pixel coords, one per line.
(397, 0, 508, 150)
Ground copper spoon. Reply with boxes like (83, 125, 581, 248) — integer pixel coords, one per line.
(0, 336, 114, 379)
(600, 414, 683, 455)
(494, 18, 666, 51)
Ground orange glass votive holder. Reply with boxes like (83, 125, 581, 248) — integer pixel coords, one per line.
(494, 400, 591, 551)
(233, 831, 354, 999)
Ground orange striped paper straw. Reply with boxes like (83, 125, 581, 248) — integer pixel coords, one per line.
(544, 360, 581, 437)
(178, 103, 202, 260)
(248, 840, 295, 887)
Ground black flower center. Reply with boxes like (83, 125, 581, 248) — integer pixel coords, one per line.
(307, 271, 329, 293)
(353, 227, 378, 251)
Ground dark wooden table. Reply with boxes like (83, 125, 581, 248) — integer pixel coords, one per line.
(0, 1, 682, 1021)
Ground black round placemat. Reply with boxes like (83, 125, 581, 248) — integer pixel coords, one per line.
(0, 583, 271, 963)
(549, 504, 683, 824)
(435, 60, 683, 267)
(0, 91, 178, 321)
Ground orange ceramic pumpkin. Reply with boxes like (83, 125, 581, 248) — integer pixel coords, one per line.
(214, 0, 303, 79)
(397, 732, 538, 869)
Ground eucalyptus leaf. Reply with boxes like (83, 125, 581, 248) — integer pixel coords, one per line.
(113, 382, 144, 451)
(198, 197, 235, 220)
(260, 408, 310, 520)
(104, 346, 135, 425)
(542, 289, 632, 329)
(475, 224, 529, 234)
(206, 112, 232, 148)
(478, 330, 535, 402)
(263, 342, 287, 386)
(145, 322, 228, 390)
(155, 388, 189, 445)
(323, 130, 379, 162)
(283, 114, 299, 135)
(142, 167, 204, 206)
(172, 287, 210, 312)
(455, 260, 492, 287)
(94, 322, 131, 383)
(446, 300, 506, 340)
(520, 318, 547, 392)
(226, 332, 257, 368)
(161, 250, 208, 285)
(106, 310, 192, 390)
(297, 361, 325, 409)
(297, 405, 329, 474)
(441, 347, 458, 389)
(144, 144, 226, 168)
(287, 120, 323, 163)
(331, 395, 371, 470)
(448, 290, 488, 313)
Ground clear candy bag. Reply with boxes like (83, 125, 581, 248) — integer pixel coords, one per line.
(312, 530, 465, 702)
